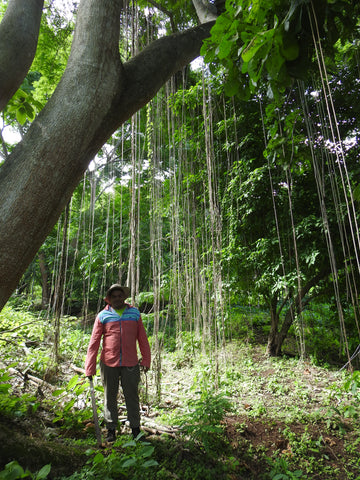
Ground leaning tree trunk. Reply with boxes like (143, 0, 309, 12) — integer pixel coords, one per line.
(0, 0, 214, 311)
(0, 0, 44, 111)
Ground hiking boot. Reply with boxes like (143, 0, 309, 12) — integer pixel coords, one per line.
(106, 429, 116, 443)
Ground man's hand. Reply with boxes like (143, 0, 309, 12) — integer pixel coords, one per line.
(87, 375, 93, 381)
(140, 366, 149, 373)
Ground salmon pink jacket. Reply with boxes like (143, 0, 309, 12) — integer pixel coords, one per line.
(85, 304, 151, 376)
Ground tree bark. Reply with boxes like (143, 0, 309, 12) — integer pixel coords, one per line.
(0, 0, 44, 111)
(266, 295, 281, 356)
(192, 0, 217, 23)
(0, 0, 214, 311)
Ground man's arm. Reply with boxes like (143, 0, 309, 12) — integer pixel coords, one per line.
(85, 317, 103, 376)
(137, 316, 151, 369)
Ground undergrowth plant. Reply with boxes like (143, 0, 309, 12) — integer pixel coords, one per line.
(267, 456, 304, 480)
(325, 370, 360, 432)
(51, 374, 95, 429)
(0, 367, 40, 418)
(0, 461, 51, 480)
(60, 439, 158, 480)
(176, 366, 233, 454)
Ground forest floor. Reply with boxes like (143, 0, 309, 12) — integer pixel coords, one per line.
(146, 342, 360, 479)
(0, 314, 360, 479)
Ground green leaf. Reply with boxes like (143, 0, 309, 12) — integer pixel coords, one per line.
(143, 460, 159, 468)
(280, 31, 300, 61)
(241, 28, 275, 64)
(120, 458, 136, 468)
(0, 383, 11, 394)
(16, 108, 27, 125)
(266, 45, 285, 79)
(123, 440, 137, 448)
(242, 37, 264, 63)
(224, 77, 239, 97)
(140, 445, 155, 458)
(0, 461, 25, 480)
(52, 389, 65, 397)
(67, 375, 79, 390)
(282, 42, 299, 61)
(24, 102, 35, 120)
(63, 398, 75, 411)
(353, 184, 360, 201)
(92, 453, 104, 465)
(218, 38, 233, 59)
(35, 464, 51, 480)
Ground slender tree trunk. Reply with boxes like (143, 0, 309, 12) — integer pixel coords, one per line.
(266, 296, 281, 356)
(126, 114, 138, 297)
(52, 203, 70, 365)
(38, 251, 50, 309)
(202, 73, 224, 370)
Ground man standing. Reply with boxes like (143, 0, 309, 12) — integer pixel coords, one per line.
(85, 284, 151, 442)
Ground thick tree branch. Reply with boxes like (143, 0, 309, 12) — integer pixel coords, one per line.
(192, 0, 217, 23)
(112, 21, 215, 124)
(0, 0, 44, 111)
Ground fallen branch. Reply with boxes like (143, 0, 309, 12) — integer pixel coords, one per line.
(0, 320, 40, 334)
(71, 364, 86, 376)
(0, 337, 19, 346)
(142, 425, 177, 438)
(8, 367, 55, 391)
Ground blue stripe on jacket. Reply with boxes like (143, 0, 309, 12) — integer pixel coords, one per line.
(98, 306, 140, 324)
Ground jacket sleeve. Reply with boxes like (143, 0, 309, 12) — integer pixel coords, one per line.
(84, 316, 103, 376)
(137, 316, 151, 368)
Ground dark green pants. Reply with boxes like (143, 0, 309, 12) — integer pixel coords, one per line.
(100, 361, 140, 430)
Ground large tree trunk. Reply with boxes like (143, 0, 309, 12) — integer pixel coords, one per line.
(0, 0, 44, 111)
(0, 0, 214, 311)
(266, 303, 295, 357)
(266, 295, 281, 356)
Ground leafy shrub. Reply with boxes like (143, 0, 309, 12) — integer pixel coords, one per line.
(51, 375, 93, 428)
(225, 305, 270, 341)
(176, 367, 233, 454)
(61, 439, 158, 480)
(0, 367, 39, 418)
(326, 370, 360, 430)
(0, 461, 50, 480)
(170, 331, 202, 368)
(268, 456, 304, 480)
(179, 391, 232, 453)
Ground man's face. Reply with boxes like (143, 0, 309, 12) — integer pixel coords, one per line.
(109, 290, 127, 309)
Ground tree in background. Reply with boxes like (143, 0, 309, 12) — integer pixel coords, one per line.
(201, 0, 360, 356)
